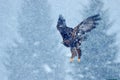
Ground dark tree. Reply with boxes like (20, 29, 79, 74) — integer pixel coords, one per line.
(70, 0, 120, 80)
(5, 0, 65, 80)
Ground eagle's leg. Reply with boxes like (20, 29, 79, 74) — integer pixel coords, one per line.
(70, 47, 77, 62)
(76, 43, 82, 62)
(76, 48, 81, 62)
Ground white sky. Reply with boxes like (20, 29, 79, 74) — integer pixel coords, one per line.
(48, 0, 88, 27)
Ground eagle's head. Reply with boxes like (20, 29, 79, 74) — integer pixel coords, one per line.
(57, 14, 66, 27)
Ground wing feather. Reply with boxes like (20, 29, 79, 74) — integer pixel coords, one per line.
(74, 14, 101, 33)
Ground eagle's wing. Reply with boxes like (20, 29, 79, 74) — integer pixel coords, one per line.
(73, 14, 101, 34)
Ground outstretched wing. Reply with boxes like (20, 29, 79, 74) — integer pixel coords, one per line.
(74, 14, 101, 34)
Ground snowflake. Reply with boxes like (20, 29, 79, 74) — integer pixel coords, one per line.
(33, 41, 40, 46)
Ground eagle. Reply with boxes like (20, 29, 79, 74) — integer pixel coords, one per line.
(56, 14, 101, 62)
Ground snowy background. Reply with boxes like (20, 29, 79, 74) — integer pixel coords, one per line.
(0, 0, 120, 80)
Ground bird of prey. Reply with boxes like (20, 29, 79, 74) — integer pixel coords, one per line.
(56, 14, 101, 62)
